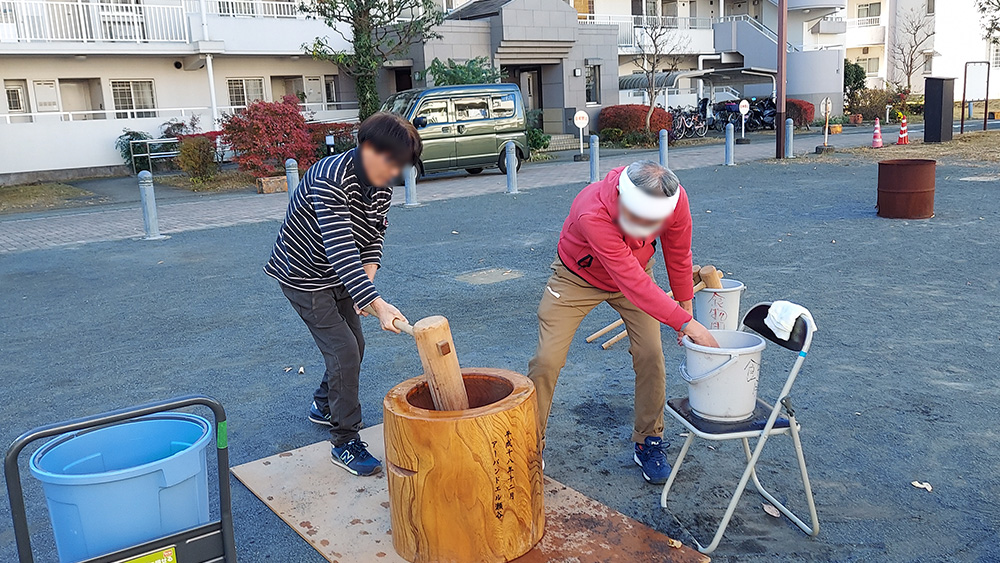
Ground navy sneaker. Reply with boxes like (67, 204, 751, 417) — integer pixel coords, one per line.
(331, 439, 382, 476)
(308, 401, 331, 426)
(634, 436, 671, 484)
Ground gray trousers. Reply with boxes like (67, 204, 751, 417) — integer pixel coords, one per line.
(281, 284, 365, 446)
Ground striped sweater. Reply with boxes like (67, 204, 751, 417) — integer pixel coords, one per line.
(264, 149, 390, 309)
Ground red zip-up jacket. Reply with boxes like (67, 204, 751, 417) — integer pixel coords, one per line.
(556, 166, 694, 331)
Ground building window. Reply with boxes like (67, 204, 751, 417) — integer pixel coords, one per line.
(5, 86, 26, 113)
(324, 75, 339, 107)
(857, 2, 881, 19)
(111, 80, 156, 118)
(993, 44, 1000, 68)
(585, 65, 601, 105)
(923, 53, 933, 74)
(226, 78, 264, 108)
(926, 0, 934, 14)
(857, 57, 880, 76)
(454, 97, 489, 121)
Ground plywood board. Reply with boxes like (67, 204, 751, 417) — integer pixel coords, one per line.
(232, 425, 709, 563)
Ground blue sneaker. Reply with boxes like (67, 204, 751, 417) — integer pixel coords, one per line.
(634, 437, 671, 484)
(308, 401, 331, 426)
(331, 439, 382, 476)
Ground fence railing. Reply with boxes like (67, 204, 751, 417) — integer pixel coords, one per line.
(578, 13, 713, 49)
(847, 16, 883, 28)
(184, 0, 304, 18)
(0, 106, 210, 124)
(0, 0, 188, 43)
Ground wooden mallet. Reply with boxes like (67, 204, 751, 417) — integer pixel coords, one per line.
(364, 307, 470, 411)
(585, 264, 703, 343)
(599, 266, 724, 349)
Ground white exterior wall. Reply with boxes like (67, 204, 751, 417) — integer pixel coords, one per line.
(932, 1, 999, 101)
(0, 55, 351, 175)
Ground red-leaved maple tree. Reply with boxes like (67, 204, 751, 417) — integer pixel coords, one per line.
(220, 95, 317, 177)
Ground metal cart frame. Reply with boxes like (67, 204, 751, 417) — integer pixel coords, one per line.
(5, 395, 237, 563)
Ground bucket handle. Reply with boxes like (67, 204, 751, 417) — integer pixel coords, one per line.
(679, 354, 741, 384)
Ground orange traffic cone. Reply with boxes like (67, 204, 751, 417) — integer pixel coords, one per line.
(897, 116, 909, 145)
(872, 117, 883, 148)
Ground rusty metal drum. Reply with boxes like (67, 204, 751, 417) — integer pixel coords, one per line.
(877, 159, 936, 219)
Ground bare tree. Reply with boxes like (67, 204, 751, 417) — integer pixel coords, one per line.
(891, 8, 935, 92)
(631, 16, 690, 131)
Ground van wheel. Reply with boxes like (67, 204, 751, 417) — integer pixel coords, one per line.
(465, 168, 484, 175)
(497, 150, 523, 174)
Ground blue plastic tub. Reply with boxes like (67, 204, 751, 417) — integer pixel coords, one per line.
(29, 413, 212, 563)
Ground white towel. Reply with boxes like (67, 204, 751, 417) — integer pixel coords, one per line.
(763, 301, 817, 341)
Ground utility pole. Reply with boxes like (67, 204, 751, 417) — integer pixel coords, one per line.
(775, 0, 788, 158)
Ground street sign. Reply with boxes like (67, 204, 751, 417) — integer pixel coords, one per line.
(573, 110, 590, 154)
(820, 96, 832, 117)
(739, 99, 750, 115)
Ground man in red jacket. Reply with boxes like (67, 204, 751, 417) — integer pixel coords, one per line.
(528, 160, 719, 484)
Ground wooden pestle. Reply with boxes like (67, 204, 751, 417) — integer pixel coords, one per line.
(363, 307, 469, 411)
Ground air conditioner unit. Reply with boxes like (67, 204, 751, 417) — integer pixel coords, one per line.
(862, 47, 870, 54)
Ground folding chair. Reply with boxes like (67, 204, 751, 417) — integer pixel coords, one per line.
(660, 301, 820, 554)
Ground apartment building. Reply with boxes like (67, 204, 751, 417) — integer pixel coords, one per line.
(0, 0, 362, 180)
(574, 1, 848, 113)
(845, 0, 999, 100)
(1, 0, 624, 180)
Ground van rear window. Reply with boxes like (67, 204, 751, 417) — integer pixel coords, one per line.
(492, 94, 516, 118)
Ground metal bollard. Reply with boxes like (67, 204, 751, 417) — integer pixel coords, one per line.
(725, 123, 735, 166)
(403, 165, 419, 207)
(285, 158, 299, 200)
(505, 141, 518, 194)
(659, 129, 669, 168)
(589, 134, 600, 183)
(968, 101, 974, 119)
(784, 118, 795, 158)
(138, 170, 168, 240)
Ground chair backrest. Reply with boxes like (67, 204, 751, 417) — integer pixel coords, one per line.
(741, 302, 811, 352)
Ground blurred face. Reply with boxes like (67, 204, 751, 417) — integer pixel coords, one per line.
(360, 142, 404, 187)
(618, 204, 664, 239)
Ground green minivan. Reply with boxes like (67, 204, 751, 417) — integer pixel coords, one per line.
(381, 83, 530, 176)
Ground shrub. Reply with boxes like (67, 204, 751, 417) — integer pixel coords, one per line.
(220, 95, 317, 177)
(115, 128, 153, 172)
(600, 128, 624, 143)
(621, 130, 657, 147)
(526, 128, 551, 151)
(177, 135, 219, 182)
(160, 115, 201, 138)
(309, 122, 358, 157)
(786, 99, 815, 127)
(851, 88, 897, 121)
(598, 105, 672, 134)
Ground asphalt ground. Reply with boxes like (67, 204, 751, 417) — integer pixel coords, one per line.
(1, 152, 999, 562)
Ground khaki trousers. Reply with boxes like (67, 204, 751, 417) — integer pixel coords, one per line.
(527, 259, 667, 450)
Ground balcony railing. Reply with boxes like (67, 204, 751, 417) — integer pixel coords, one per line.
(847, 16, 883, 28)
(578, 13, 713, 49)
(183, 0, 304, 19)
(0, 0, 188, 43)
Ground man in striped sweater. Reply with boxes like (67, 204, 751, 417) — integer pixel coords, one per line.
(266, 113, 420, 477)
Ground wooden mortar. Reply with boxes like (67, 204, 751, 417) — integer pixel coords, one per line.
(383, 368, 545, 563)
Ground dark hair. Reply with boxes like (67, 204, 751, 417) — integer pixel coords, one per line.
(357, 112, 422, 167)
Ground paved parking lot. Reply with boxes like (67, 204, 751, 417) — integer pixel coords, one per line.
(2, 150, 998, 562)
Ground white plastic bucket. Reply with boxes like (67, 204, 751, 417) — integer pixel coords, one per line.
(694, 278, 745, 330)
(680, 330, 766, 422)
